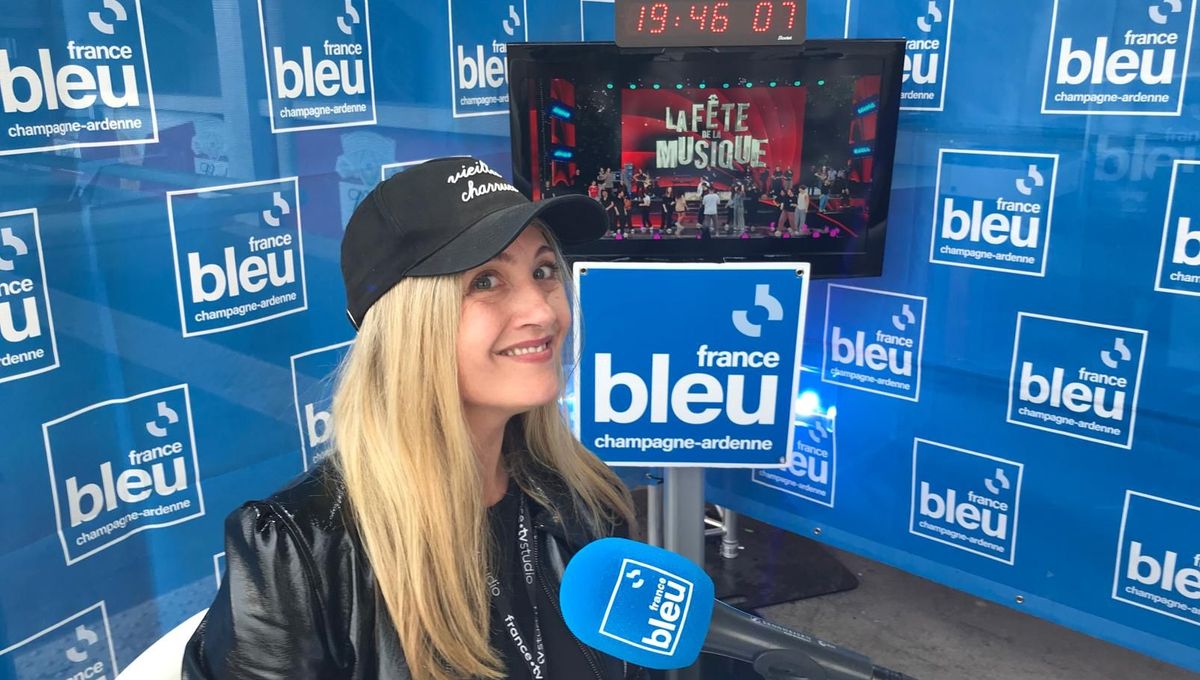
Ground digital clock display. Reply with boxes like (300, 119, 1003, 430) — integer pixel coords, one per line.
(615, 1, 807, 48)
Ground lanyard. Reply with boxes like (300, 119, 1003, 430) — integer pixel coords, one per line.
(488, 493, 546, 680)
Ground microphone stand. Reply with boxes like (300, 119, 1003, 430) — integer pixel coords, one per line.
(752, 648, 830, 680)
(750, 649, 918, 680)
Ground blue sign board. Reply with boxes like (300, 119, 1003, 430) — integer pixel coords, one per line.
(1155, 159, 1200, 295)
(1042, 0, 1197, 116)
(752, 410, 837, 507)
(0, 0, 158, 157)
(1112, 491, 1200, 627)
(849, 0, 955, 111)
(166, 177, 308, 337)
(931, 149, 1059, 277)
(821, 284, 926, 402)
(447, 0, 527, 117)
(0, 208, 59, 384)
(257, 0, 377, 132)
(1007, 312, 1148, 450)
(291, 340, 353, 470)
(42, 385, 204, 565)
(910, 438, 1024, 565)
(574, 263, 809, 467)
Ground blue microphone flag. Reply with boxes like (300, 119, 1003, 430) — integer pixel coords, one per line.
(559, 538, 715, 670)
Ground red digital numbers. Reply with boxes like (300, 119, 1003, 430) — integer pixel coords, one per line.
(781, 1, 797, 30)
(688, 2, 732, 33)
(752, 1, 774, 32)
(638, 2, 670, 33)
(711, 1, 730, 32)
(634, 1, 797, 37)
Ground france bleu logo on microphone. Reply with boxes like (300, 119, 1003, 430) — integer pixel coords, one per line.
(601, 561, 695, 655)
(561, 538, 714, 670)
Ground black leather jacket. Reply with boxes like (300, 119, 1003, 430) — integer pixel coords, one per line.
(182, 460, 644, 680)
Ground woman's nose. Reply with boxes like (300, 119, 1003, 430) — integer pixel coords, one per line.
(510, 279, 557, 327)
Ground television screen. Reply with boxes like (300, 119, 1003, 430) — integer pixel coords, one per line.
(508, 41, 905, 277)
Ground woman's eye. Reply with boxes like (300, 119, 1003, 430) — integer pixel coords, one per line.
(471, 273, 500, 290)
(534, 263, 560, 280)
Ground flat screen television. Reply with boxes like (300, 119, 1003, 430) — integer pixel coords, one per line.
(508, 40, 905, 278)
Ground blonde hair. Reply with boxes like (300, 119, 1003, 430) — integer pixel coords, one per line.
(329, 227, 634, 680)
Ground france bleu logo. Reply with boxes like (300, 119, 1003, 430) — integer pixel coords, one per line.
(822, 284, 926, 402)
(0, 603, 118, 678)
(167, 177, 308, 337)
(576, 263, 807, 467)
(910, 439, 1024, 565)
(1043, 0, 1197, 116)
(849, 0, 955, 111)
(1113, 491, 1200, 627)
(1155, 160, 1200, 295)
(0, 0, 158, 156)
(257, 0, 377, 132)
(448, 0, 528, 117)
(599, 560, 694, 656)
(752, 411, 836, 507)
(1008, 313, 1148, 449)
(931, 150, 1059, 276)
(43, 385, 205, 564)
(291, 340, 353, 470)
(0, 208, 59, 384)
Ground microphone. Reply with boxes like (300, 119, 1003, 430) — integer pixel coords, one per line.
(560, 538, 917, 680)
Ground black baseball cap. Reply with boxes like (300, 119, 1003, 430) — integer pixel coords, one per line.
(341, 156, 607, 329)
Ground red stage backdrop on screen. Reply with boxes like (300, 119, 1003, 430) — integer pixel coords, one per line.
(621, 87, 807, 185)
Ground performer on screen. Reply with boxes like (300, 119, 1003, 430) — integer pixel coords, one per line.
(729, 183, 746, 236)
(661, 185, 677, 234)
(614, 186, 632, 236)
(673, 190, 689, 231)
(183, 156, 639, 680)
(601, 188, 619, 237)
(775, 187, 798, 236)
(796, 184, 810, 234)
(700, 186, 719, 239)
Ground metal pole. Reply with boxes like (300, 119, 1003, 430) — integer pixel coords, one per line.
(664, 467, 705, 680)
(720, 508, 740, 560)
(647, 477, 663, 547)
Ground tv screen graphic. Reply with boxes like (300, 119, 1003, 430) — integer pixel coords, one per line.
(508, 41, 904, 278)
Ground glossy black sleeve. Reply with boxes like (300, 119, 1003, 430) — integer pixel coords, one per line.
(181, 504, 343, 679)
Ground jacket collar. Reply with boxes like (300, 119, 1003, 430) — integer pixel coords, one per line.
(525, 474, 598, 553)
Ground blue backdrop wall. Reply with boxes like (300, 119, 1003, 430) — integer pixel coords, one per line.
(0, 0, 1197, 676)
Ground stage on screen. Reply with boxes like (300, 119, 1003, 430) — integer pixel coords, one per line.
(508, 41, 904, 277)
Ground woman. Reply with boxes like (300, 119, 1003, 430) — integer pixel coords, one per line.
(182, 157, 638, 680)
(601, 187, 618, 236)
(639, 189, 653, 233)
(672, 190, 688, 230)
(660, 186, 675, 234)
(616, 186, 633, 235)
(776, 188, 797, 236)
(730, 183, 746, 236)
